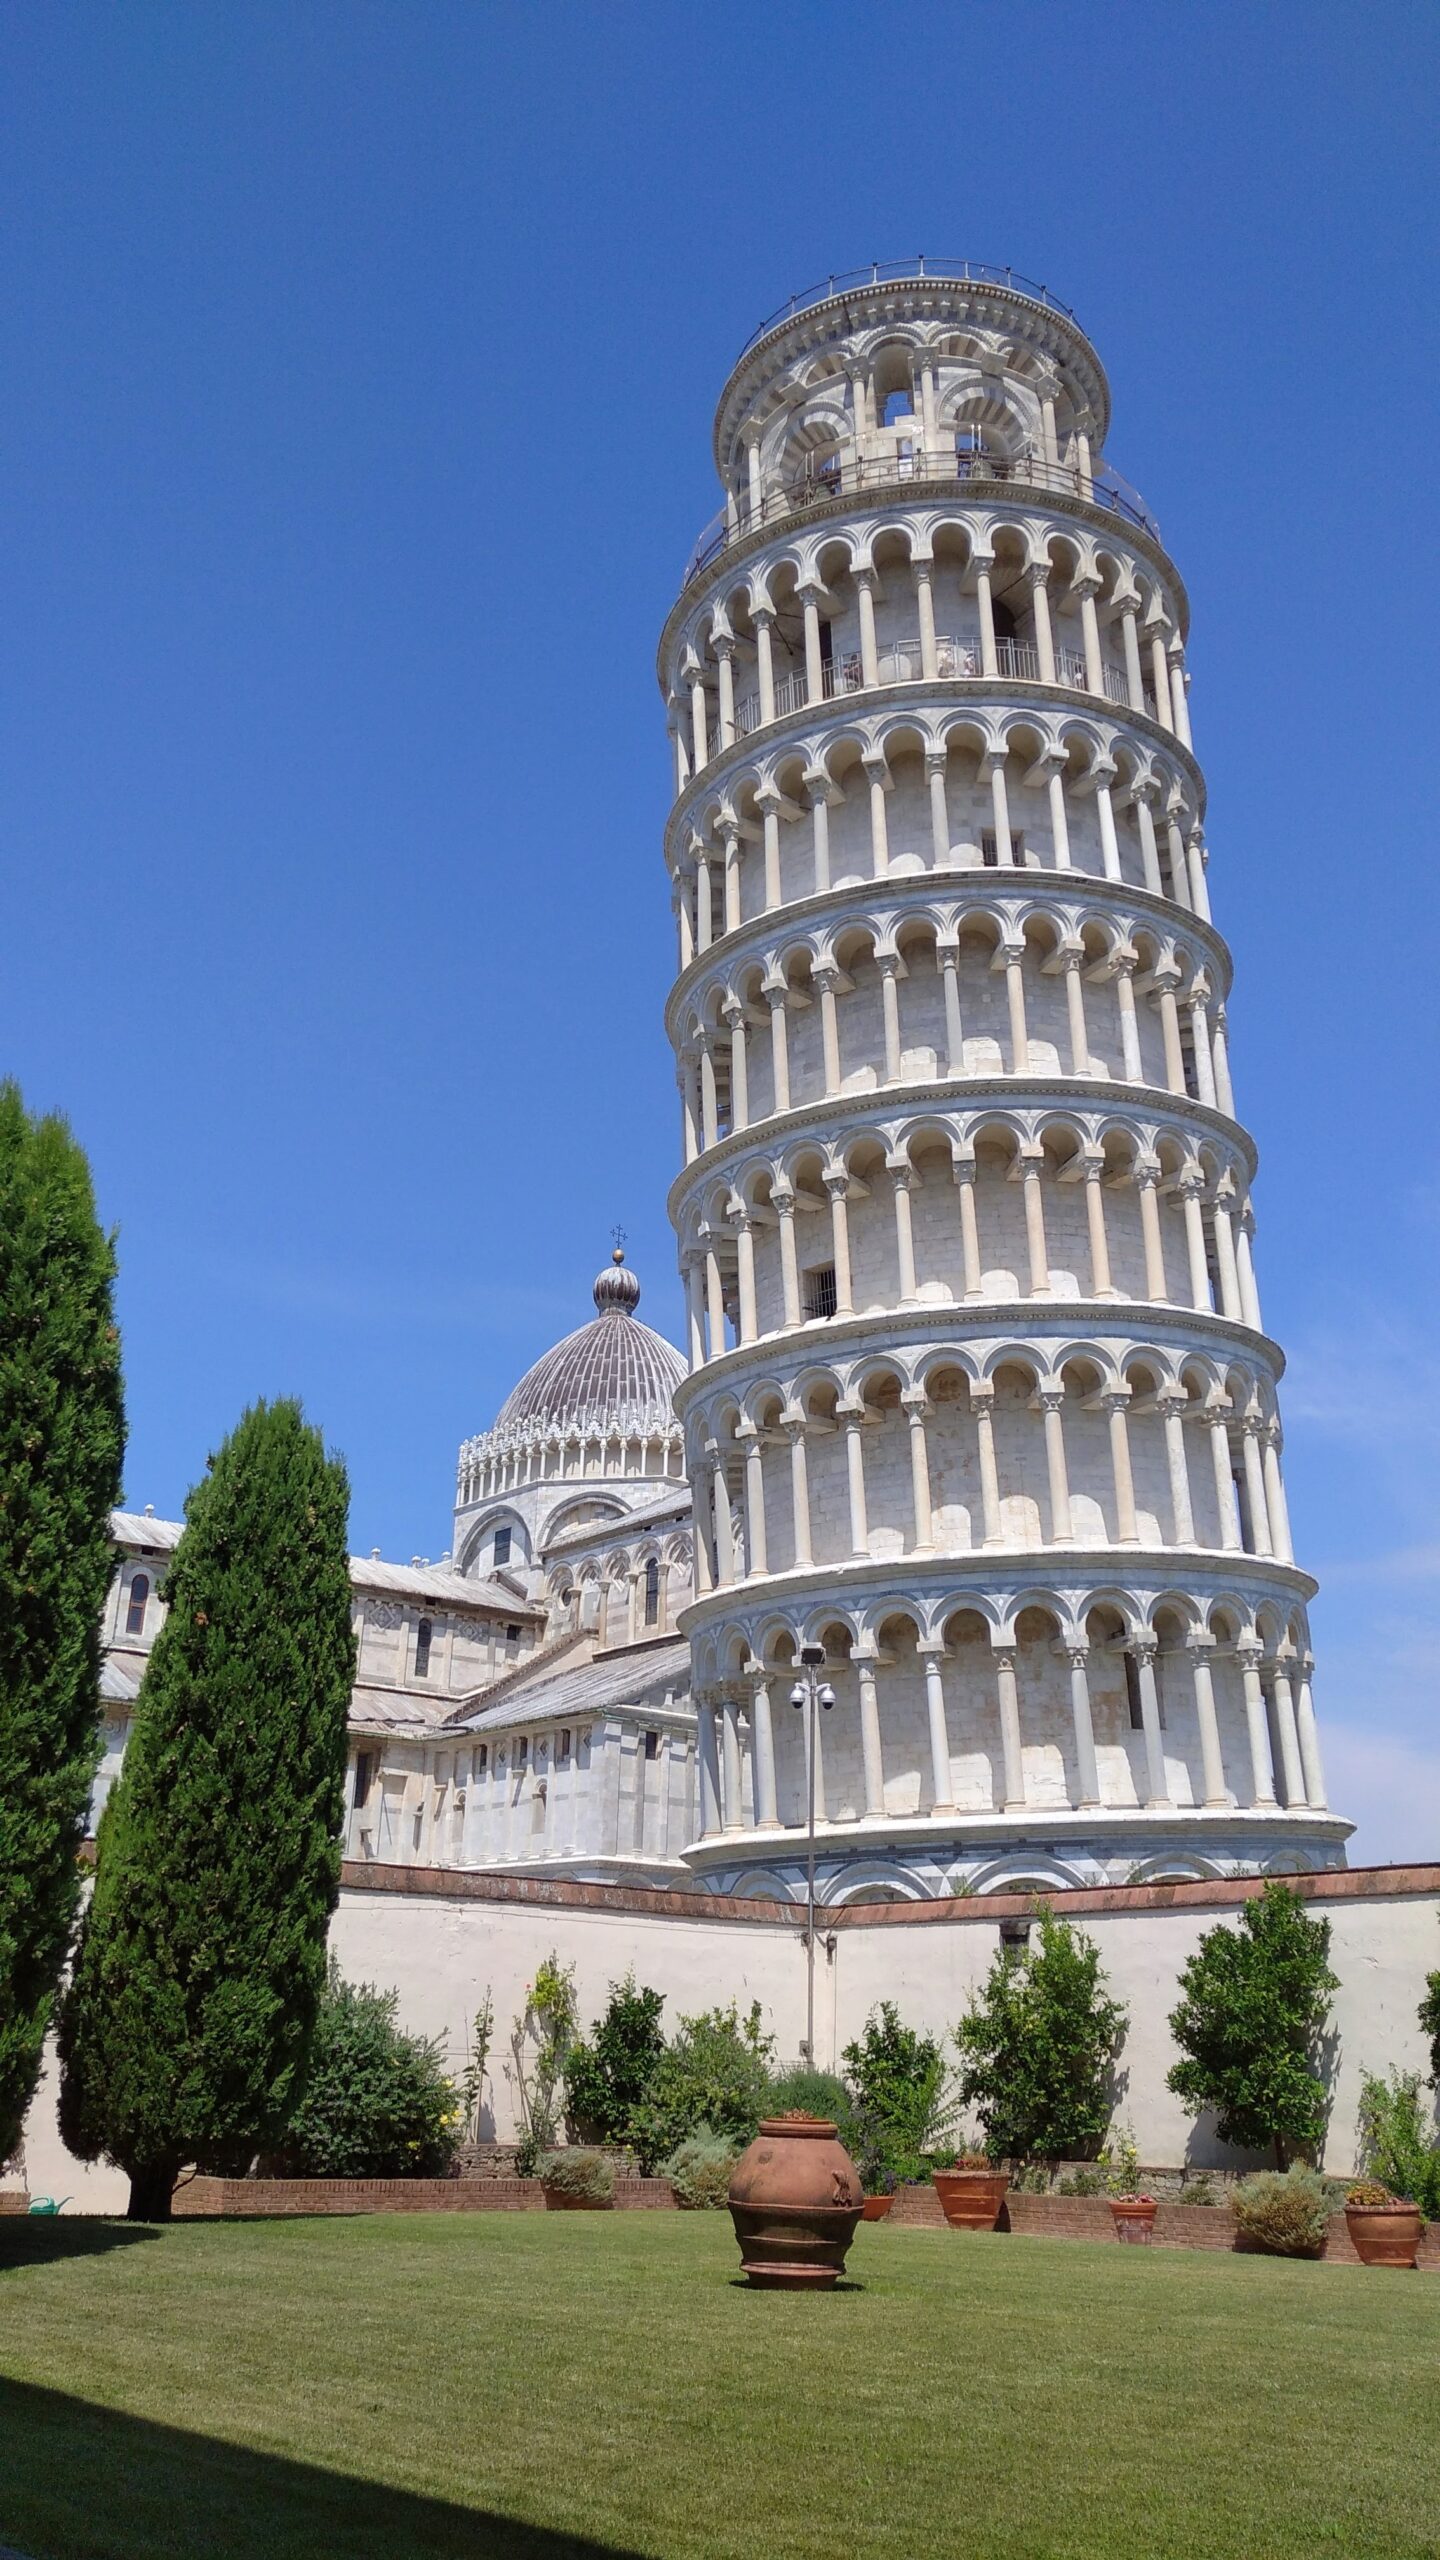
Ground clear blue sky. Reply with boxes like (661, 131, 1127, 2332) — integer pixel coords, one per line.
(1, 3, 1435, 1860)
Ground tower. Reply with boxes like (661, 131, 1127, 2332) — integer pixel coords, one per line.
(660, 260, 1348, 1901)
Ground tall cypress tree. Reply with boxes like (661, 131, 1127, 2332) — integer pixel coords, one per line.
(58, 1400, 354, 2217)
(0, 1085, 125, 2166)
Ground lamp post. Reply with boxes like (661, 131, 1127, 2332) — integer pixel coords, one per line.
(790, 1641, 835, 2064)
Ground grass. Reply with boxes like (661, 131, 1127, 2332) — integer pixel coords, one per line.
(0, 2212, 1437, 2560)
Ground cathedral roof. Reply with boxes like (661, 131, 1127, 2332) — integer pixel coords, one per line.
(493, 1254, 685, 1436)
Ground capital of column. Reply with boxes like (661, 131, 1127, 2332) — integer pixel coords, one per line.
(1235, 1637, 1265, 1669)
(754, 779, 783, 815)
(1063, 1641, 1090, 1670)
(821, 1166, 850, 1201)
(900, 1388, 931, 1419)
(1100, 1387, 1132, 1416)
(1130, 1632, 1158, 1665)
(861, 750, 892, 787)
(1037, 1386, 1066, 1414)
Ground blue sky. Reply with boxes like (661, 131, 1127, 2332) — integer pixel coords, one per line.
(1, 3, 1435, 1860)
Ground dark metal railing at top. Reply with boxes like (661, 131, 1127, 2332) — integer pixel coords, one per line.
(736, 258, 1078, 360)
(681, 446, 1160, 589)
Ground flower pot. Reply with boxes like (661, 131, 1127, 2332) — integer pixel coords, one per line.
(1345, 2203, 1423, 2268)
(1109, 2196, 1158, 2244)
(728, 2114, 864, 2289)
(860, 2194, 894, 2222)
(931, 2168, 1009, 2232)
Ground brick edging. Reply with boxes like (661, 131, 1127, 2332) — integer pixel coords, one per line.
(172, 2175, 675, 2218)
(340, 1858, 1440, 1930)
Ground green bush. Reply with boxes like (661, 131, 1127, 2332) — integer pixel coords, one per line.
(1231, 2164, 1330, 2257)
(280, 1964, 461, 2179)
(626, 2001, 774, 2173)
(662, 2128, 737, 2208)
(536, 2146, 614, 2203)
(1167, 1882, 1337, 2165)
(842, 2001, 950, 2185)
(765, 2065, 861, 2154)
(565, 1975, 665, 2146)
(1355, 2070, 1440, 2216)
(1420, 1950, 1440, 2088)
(954, 1907, 1127, 2165)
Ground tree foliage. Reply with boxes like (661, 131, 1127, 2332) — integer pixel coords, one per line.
(1355, 2069, 1440, 2216)
(58, 1400, 354, 2216)
(0, 1085, 125, 2163)
(1166, 1881, 1337, 2165)
(565, 1974, 666, 2146)
(509, 1954, 578, 2173)
(841, 2002, 949, 2184)
(1419, 1954, 1440, 2090)
(278, 1963, 460, 2178)
(626, 2000, 775, 2173)
(954, 1908, 1127, 2164)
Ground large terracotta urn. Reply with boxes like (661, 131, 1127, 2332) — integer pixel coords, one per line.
(1345, 2201, 1423, 2268)
(728, 2114, 864, 2288)
(932, 2165, 1010, 2231)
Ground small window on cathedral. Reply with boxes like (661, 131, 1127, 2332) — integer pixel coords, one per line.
(516, 1735, 528, 1768)
(557, 1728, 572, 1763)
(353, 1751, 373, 1810)
(125, 1573, 150, 1636)
(414, 1617, 433, 1679)
(644, 1558, 660, 1625)
(505, 1622, 521, 1650)
(644, 1729, 660, 1762)
(476, 1744, 488, 1774)
(804, 1265, 838, 1321)
(493, 1527, 512, 1565)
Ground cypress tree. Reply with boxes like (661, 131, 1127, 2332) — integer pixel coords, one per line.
(0, 1084, 125, 2164)
(58, 1399, 354, 2217)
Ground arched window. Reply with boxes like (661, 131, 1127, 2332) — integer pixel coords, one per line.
(414, 1617, 433, 1679)
(125, 1574, 149, 1637)
(644, 1558, 660, 1626)
(493, 1526, 512, 1566)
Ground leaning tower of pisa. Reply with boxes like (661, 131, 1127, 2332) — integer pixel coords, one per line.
(660, 261, 1348, 1901)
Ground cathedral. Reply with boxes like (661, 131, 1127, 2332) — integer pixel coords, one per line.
(99, 260, 1349, 1907)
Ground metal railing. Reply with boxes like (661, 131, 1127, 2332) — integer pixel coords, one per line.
(731, 631, 1142, 739)
(737, 259, 1078, 360)
(682, 445, 1158, 587)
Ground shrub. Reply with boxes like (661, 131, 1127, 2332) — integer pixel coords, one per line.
(565, 1975, 666, 2146)
(279, 1964, 461, 2179)
(662, 2128, 737, 2208)
(765, 2066, 861, 2154)
(954, 1907, 1127, 2165)
(626, 2001, 774, 2173)
(842, 2002, 950, 2185)
(1167, 1882, 1337, 2166)
(1420, 1950, 1440, 2088)
(1231, 2164, 1331, 2257)
(1355, 2069, 1440, 2216)
(536, 2146, 614, 2203)
(1346, 2180, 1394, 2209)
(508, 1955, 578, 2161)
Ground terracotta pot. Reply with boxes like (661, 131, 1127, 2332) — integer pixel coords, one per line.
(860, 2193, 894, 2221)
(1345, 2203, 1423, 2268)
(1109, 2196, 1158, 2244)
(541, 2187, 612, 2211)
(931, 2168, 1010, 2231)
(728, 2114, 864, 2288)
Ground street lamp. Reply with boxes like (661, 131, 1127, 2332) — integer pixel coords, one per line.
(789, 1641, 835, 2064)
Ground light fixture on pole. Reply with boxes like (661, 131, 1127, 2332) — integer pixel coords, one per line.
(789, 1641, 835, 2064)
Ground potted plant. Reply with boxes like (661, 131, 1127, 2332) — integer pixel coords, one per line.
(1344, 2180, 1424, 2269)
(1108, 2192, 1158, 2243)
(931, 2152, 1010, 2231)
(537, 2147, 616, 2210)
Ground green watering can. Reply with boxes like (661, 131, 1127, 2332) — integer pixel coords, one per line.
(27, 2196, 69, 2216)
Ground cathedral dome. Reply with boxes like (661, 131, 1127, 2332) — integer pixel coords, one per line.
(494, 1253, 685, 1434)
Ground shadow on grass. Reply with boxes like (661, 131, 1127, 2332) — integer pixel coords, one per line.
(0, 2379, 649, 2560)
(0, 2220, 160, 2276)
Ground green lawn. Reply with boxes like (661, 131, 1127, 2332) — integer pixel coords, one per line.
(0, 2212, 1436, 2560)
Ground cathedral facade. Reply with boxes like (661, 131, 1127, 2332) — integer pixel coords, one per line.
(99, 262, 1348, 1905)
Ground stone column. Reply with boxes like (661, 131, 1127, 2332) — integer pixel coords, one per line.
(1262, 1428, 1295, 1564)
(1187, 1637, 1229, 1807)
(754, 608, 776, 725)
(740, 1424, 768, 1578)
(815, 965, 842, 1094)
(864, 752, 891, 876)
(926, 747, 950, 863)
(1120, 603, 1145, 713)
(879, 956, 904, 1083)
(975, 554, 998, 676)
(1137, 1166, 1169, 1300)
(1076, 578, 1104, 694)
(785, 1415, 813, 1567)
(939, 943, 965, 1072)
(920, 1645, 955, 1813)
(1062, 949, 1090, 1074)
(1002, 942, 1031, 1072)
(689, 669, 709, 770)
(1047, 760, 1073, 866)
(758, 786, 783, 909)
(1241, 1420, 1273, 1556)
(1020, 1152, 1051, 1296)
(715, 637, 736, 751)
(710, 1451, 736, 1587)
(801, 585, 824, 703)
(1149, 625, 1174, 732)
(902, 1391, 935, 1553)
(1039, 1388, 1074, 1544)
(1065, 1644, 1101, 1807)
(1132, 1636, 1171, 1807)
(972, 1388, 1004, 1546)
(1028, 563, 1057, 684)
(721, 1695, 744, 1830)
(1104, 1390, 1140, 1544)
(1238, 1642, 1278, 1807)
(805, 772, 833, 895)
(956, 1161, 984, 1299)
(856, 568, 880, 689)
(915, 562, 939, 679)
(1208, 1410, 1242, 1550)
(1157, 1392, 1196, 1544)
(734, 1213, 758, 1346)
(749, 1672, 781, 1829)
(1188, 992, 1218, 1106)
(986, 751, 1015, 866)
(856, 1654, 886, 1815)
(767, 984, 791, 1114)
(994, 1647, 1026, 1808)
(1296, 1661, 1327, 1809)
(774, 1189, 801, 1328)
(699, 1037, 719, 1149)
(825, 1170, 854, 1313)
(684, 1257, 706, 1370)
(840, 1402, 869, 1557)
(722, 999, 749, 1133)
(696, 1700, 722, 1837)
(695, 849, 714, 952)
(1236, 1213, 1263, 1331)
(1133, 793, 1164, 897)
(1096, 778, 1123, 881)
(1169, 645, 1193, 748)
(704, 1243, 725, 1357)
(891, 1164, 919, 1301)
(1268, 1661, 1306, 1809)
(1211, 1197, 1242, 1318)
(1179, 1177, 1213, 1312)
(1084, 1160, 1115, 1296)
